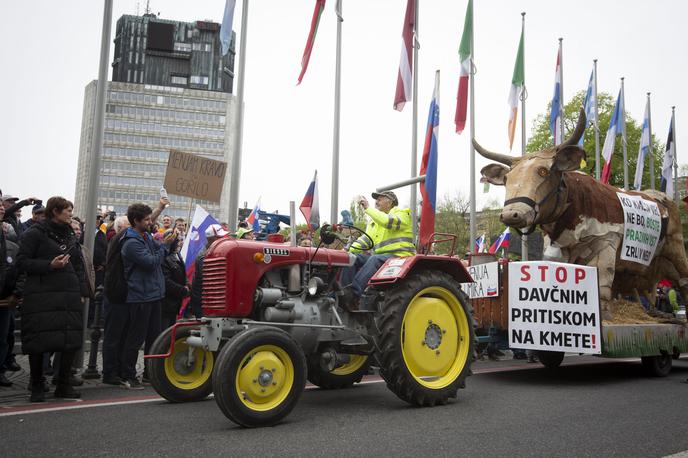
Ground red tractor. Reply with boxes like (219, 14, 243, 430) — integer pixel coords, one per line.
(146, 225, 475, 427)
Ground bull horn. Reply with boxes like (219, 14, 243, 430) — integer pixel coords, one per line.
(472, 139, 514, 167)
(560, 108, 587, 147)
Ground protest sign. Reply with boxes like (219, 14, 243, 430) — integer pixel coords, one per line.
(616, 192, 661, 266)
(163, 150, 227, 202)
(508, 261, 601, 354)
(461, 261, 499, 299)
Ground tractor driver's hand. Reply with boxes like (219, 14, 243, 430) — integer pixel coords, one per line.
(358, 196, 369, 210)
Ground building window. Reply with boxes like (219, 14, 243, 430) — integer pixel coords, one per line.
(128, 52, 132, 64)
(190, 75, 209, 85)
(139, 71, 144, 83)
(127, 69, 131, 82)
(133, 70, 138, 82)
(171, 75, 188, 85)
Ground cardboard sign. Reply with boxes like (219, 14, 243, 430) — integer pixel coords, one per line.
(163, 150, 227, 202)
(616, 192, 661, 266)
(508, 261, 601, 354)
(461, 261, 499, 299)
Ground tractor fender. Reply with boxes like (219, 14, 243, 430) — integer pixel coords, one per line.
(368, 254, 472, 287)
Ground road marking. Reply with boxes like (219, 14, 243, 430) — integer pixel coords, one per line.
(0, 357, 645, 418)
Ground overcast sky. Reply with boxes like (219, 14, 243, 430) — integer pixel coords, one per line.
(1, 0, 686, 224)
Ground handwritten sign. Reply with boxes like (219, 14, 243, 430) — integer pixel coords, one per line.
(163, 150, 227, 202)
(617, 192, 661, 266)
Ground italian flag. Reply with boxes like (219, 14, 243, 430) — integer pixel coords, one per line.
(297, 0, 327, 85)
(454, 0, 472, 134)
(508, 24, 524, 150)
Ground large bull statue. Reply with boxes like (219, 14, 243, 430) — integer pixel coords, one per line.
(474, 110, 688, 306)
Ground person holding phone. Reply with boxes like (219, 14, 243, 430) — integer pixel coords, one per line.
(17, 197, 88, 402)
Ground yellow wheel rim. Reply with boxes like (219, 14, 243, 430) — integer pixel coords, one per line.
(235, 345, 295, 412)
(331, 354, 368, 376)
(401, 286, 470, 389)
(164, 337, 214, 390)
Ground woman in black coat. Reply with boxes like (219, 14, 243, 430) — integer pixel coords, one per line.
(17, 197, 87, 402)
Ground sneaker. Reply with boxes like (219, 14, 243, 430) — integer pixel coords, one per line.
(51, 375, 84, 387)
(27, 379, 50, 393)
(0, 374, 12, 387)
(6, 360, 21, 372)
(141, 375, 151, 386)
(30, 388, 45, 403)
(54, 384, 81, 399)
(102, 375, 124, 386)
(122, 378, 145, 390)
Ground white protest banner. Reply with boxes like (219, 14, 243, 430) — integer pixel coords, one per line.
(460, 261, 499, 299)
(616, 192, 662, 266)
(508, 261, 601, 354)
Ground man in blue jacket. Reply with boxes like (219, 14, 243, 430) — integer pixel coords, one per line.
(119, 203, 176, 389)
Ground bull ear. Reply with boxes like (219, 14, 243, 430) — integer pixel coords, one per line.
(553, 145, 586, 172)
(480, 163, 510, 186)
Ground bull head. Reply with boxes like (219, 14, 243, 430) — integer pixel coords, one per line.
(474, 109, 588, 229)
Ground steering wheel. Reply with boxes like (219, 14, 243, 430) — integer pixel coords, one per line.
(336, 224, 375, 252)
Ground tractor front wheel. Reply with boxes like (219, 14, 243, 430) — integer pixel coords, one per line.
(212, 327, 307, 428)
(375, 270, 475, 406)
(146, 325, 215, 403)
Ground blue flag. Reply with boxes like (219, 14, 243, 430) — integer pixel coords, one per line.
(220, 0, 237, 56)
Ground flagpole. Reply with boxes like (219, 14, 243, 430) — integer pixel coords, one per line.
(672, 106, 678, 202)
(620, 77, 628, 190)
(593, 59, 600, 180)
(410, 0, 419, 240)
(78, 0, 113, 371)
(330, 0, 343, 224)
(228, 0, 249, 233)
(520, 12, 528, 261)
(558, 38, 565, 142)
(647, 92, 654, 190)
(468, 1, 476, 253)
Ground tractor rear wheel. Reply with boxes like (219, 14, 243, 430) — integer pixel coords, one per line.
(375, 270, 475, 406)
(307, 354, 370, 389)
(146, 326, 215, 403)
(212, 327, 307, 428)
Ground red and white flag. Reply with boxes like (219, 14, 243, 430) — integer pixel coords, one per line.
(455, 0, 472, 134)
(393, 0, 415, 111)
(297, 0, 326, 85)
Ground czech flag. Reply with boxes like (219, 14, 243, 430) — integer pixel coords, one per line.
(246, 198, 262, 233)
(488, 227, 511, 254)
(419, 71, 440, 249)
(299, 170, 320, 230)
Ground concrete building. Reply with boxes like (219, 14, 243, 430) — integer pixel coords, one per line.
(74, 14, 236, 223)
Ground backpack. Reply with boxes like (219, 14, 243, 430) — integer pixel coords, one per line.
(103, 231, 129, 303)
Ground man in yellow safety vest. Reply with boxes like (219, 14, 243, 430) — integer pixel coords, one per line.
(340, 191, 415, 306)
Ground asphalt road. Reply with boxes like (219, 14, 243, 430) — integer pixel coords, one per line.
(2, 357, 688, 457)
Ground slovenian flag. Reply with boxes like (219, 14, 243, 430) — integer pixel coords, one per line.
(297, 0, 326, 85)
(579, 68, 596, 147)
(219, 0, 236, 56)
(488, 227, 511, 254)
(601, 88, 624, 184)
(419, 71, 440, 249)
(299, 170, 320, 231)
(508, 22, 525, 150)
(550, 48, 563, 145)
(634, 99, 651, 190)
(246, 198, 262, 233)
(394, 0, 415, 111)
(454, 0, 472, 134)
(660, 111, 676, 196)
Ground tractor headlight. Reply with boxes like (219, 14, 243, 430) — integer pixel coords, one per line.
(307, 277, 325, 296)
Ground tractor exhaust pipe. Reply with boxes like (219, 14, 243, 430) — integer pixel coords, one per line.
(288, 201, 301, 292)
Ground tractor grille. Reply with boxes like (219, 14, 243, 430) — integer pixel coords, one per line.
(202, 257, 227, 310)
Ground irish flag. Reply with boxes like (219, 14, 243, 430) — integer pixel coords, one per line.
(508, 23, 525, 150)
(394, 0, 415, 111)
(454, 0, 472, 134)
(297, 0, 326, 85)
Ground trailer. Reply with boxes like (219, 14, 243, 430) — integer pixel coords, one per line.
(467, 255, 688, 376)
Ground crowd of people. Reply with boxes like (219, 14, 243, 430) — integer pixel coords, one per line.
(0, 192, 247, 401)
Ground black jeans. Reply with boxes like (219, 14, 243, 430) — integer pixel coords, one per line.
(102, 299, 129, 380)
(29, 351, 75, 387)
(121, 301, 159, 381)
